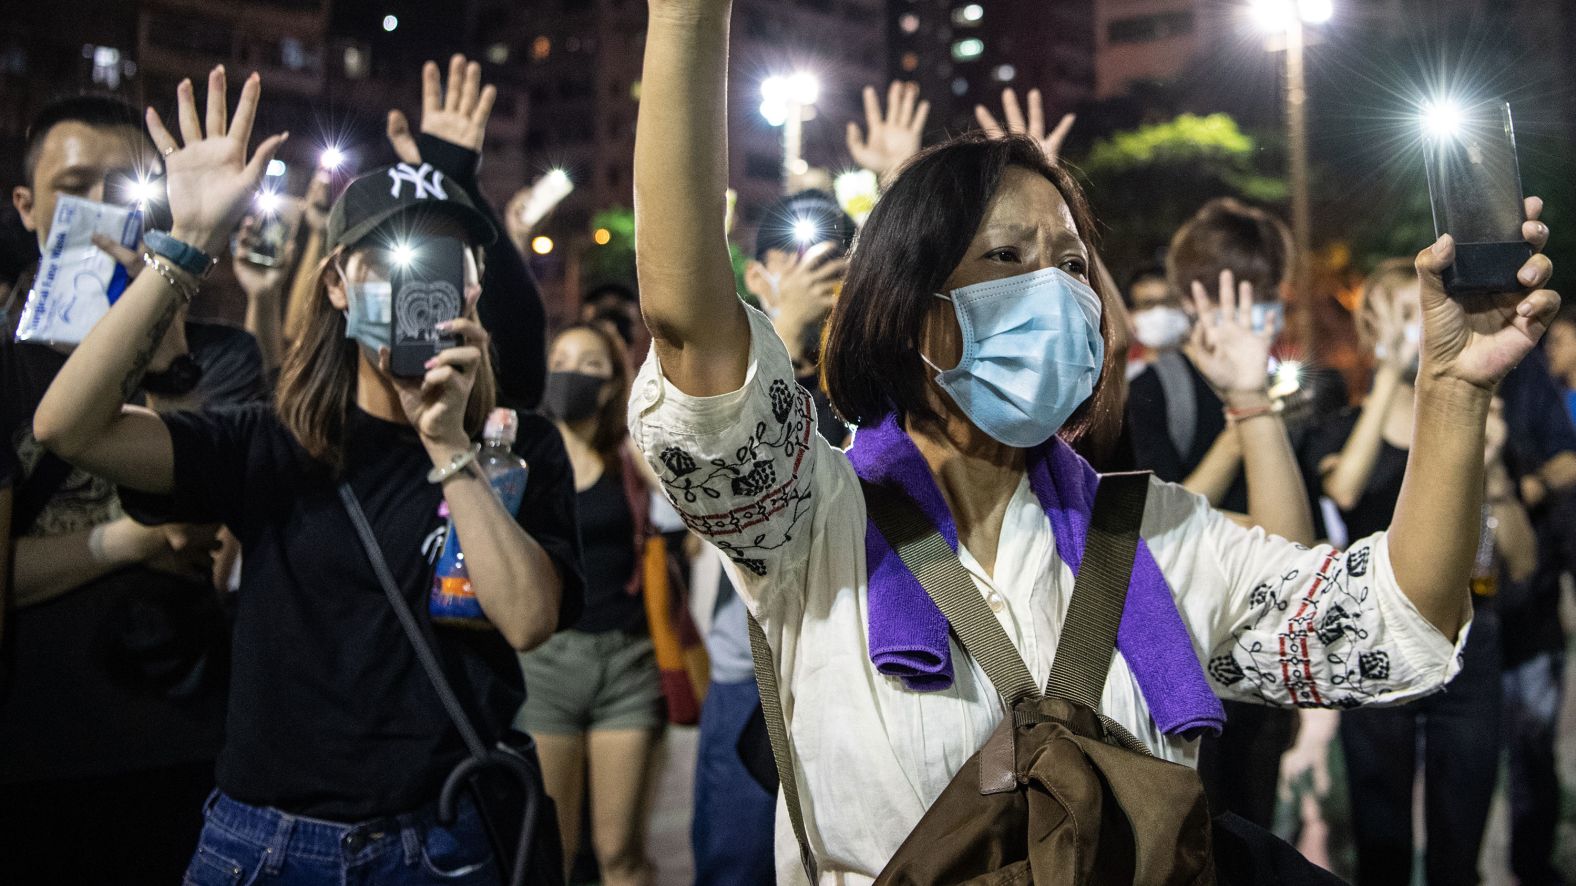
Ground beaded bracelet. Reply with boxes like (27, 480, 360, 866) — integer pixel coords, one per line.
(141, 253, 198, 304)
(427, 443, 482, 484)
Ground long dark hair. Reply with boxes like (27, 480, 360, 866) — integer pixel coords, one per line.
(275, 247, 497, 469)
(820, 133, 1122, 447)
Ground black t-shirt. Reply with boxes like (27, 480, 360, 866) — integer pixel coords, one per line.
(121, 404, 584, 819)
(1126, 357, 1247, 512)
(1303, 407, 1408, 541)
(0, 324, 263, 783)
(573, 470, 644, 634)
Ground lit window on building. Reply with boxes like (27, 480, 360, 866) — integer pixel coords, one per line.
(532, 36, 551, 61)
(901, 52, 919, 72)
(487, 43, 510, 64)
(899, 13, 920, 33)
(952, 4, 984, 26)
(343, 45, 369, 79)
(281, 37, 306, 71)
(950, 38, 984, 61)
(86, 45, 121, 88)
(993, 64, 1015, 82)
(951, 77, 969, 96)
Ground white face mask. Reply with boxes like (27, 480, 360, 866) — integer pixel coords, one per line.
(1131, 306, 1193, 350)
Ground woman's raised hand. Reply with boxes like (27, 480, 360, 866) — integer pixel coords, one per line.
(1185, 269, 1275, 396)
(146, 67, 288, 257)
(386, 54, 497, 164)
(1416, 198, 1558, 391)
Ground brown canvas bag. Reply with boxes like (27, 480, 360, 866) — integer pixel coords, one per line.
(749, 472, 1217, 885)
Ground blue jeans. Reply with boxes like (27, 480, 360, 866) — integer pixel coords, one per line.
(692, 679, 776, 886)
(1503, 650, 1566, 886)
(182, 791, 501, 885)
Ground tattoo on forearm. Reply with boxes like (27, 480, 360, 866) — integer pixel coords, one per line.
(119, 295, 183, 401)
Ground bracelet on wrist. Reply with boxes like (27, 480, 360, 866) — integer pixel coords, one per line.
(427, 443, 482, 484)
(141, 253, 199, 304)
(145, 230, 217, 279)
(1224, 400, 1282, 424)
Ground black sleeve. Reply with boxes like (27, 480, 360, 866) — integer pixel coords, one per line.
(418, 134, 548, 411)
(510, 412, 585, 630)
(118, 403, 270, 530)
(1501, 349, 1576, 475)
(189, 323, 269, 405)
(1124, 367, 1187, 483)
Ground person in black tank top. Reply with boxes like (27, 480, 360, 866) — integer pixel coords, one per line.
(1308, 260, 1537, 885)
(518, 323, 665, 885)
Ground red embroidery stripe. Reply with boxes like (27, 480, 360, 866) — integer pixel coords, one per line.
(1278, 550, 1338, 707)
(668, 392, 815, 537)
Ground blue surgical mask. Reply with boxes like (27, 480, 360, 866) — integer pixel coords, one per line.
(343, 278, 393, 355)
(921, 266, 1104, 448)
(1250, 302, 1285, 337)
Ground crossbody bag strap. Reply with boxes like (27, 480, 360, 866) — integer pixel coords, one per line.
(859, 479, 1041, 706)
(746, 613, 819, 883)
(338, 484, 489, 760)
(1044, 471, 1150, 714)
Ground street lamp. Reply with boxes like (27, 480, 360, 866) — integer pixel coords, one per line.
(1251, 0, 1331, 350)
(761, 72, 820, 190)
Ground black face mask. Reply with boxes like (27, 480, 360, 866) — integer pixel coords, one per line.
(141, 354, 204, 397)
(542, 371, 606, 423)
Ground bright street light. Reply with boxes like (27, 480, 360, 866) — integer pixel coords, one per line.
(531, 236, 554, 255)
(1250, 0, 1331, 31)
(760, 71, 820, 187)
(1300, 0, 1333, 23)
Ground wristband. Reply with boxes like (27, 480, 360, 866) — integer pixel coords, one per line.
(427, 443, 482, 484)
(145, 230, 217, 279)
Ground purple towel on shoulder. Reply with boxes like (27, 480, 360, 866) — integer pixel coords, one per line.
(847, 412, 1225, 737)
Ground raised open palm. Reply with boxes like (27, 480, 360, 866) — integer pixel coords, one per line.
(975, 88, 1075, 163)
(145, 67, 288, 256)
(1184, 269, 1274, 395)
(846, 81, 929, 182)
(1418, 197, 1558, 391)
(387, 54, 497, 164)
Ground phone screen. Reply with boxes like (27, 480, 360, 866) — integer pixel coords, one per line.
(389, 236, 466, 378)
(1424, 100, 1530, 294)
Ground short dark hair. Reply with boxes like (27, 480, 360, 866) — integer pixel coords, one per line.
(23, 95, 147, 185)
(1121, 263, 1168, 308)
(821, 132, 1121, 447)
(584, 281, 637, 306)
(1166, 197, 1292, 304)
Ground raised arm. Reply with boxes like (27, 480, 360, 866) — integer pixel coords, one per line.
(1185, 271, 1315, 545)
(1322, 297, 1417, 510)
(635, 0, 748, 396)
(1389, 202, 1558, 636)
(33, 67, 286, 493)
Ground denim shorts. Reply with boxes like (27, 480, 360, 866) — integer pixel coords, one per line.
(181, 790, 500, 885)
(515, 630, 664, 734)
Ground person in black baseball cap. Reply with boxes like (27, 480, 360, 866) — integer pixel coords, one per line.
(326, 160, 497, 254)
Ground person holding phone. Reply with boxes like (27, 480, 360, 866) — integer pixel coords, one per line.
(32, 68, 583, 885)
(631, 0, 1557, 880)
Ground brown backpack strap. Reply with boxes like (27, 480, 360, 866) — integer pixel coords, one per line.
(860, 479, 1041, 706)
(747, 613, 819, 883)
(1045, 472, 1150, 713)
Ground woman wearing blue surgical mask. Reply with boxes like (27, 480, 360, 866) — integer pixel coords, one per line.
(32, 68, 583, 885)
(632, 2, 1558, 881)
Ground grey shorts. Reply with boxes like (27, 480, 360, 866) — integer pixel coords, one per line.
(515, 630, 665, 735)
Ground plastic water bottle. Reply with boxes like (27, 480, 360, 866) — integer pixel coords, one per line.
(430, 409, 530, 626)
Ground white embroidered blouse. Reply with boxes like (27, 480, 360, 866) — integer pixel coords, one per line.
(628, 306, 1467, 885)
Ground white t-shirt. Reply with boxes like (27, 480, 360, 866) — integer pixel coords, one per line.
(628, 305, 1466, 885)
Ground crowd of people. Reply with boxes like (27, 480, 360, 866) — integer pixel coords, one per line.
(0, 1, 1570, 883)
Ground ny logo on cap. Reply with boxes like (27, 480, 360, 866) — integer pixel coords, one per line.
(387, 163, 448, 201)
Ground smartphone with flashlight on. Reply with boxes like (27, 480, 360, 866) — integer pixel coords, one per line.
(389, 237, 466, 378)
(1422, 99, 1531, 296)
(241, 162, 293, 267)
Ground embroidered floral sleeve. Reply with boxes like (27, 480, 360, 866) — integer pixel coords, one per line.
(1149, 479, 1467, 710)
(628, 305, 821, 602)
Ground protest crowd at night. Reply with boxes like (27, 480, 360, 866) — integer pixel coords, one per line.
(4, 0, 1576, 883)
